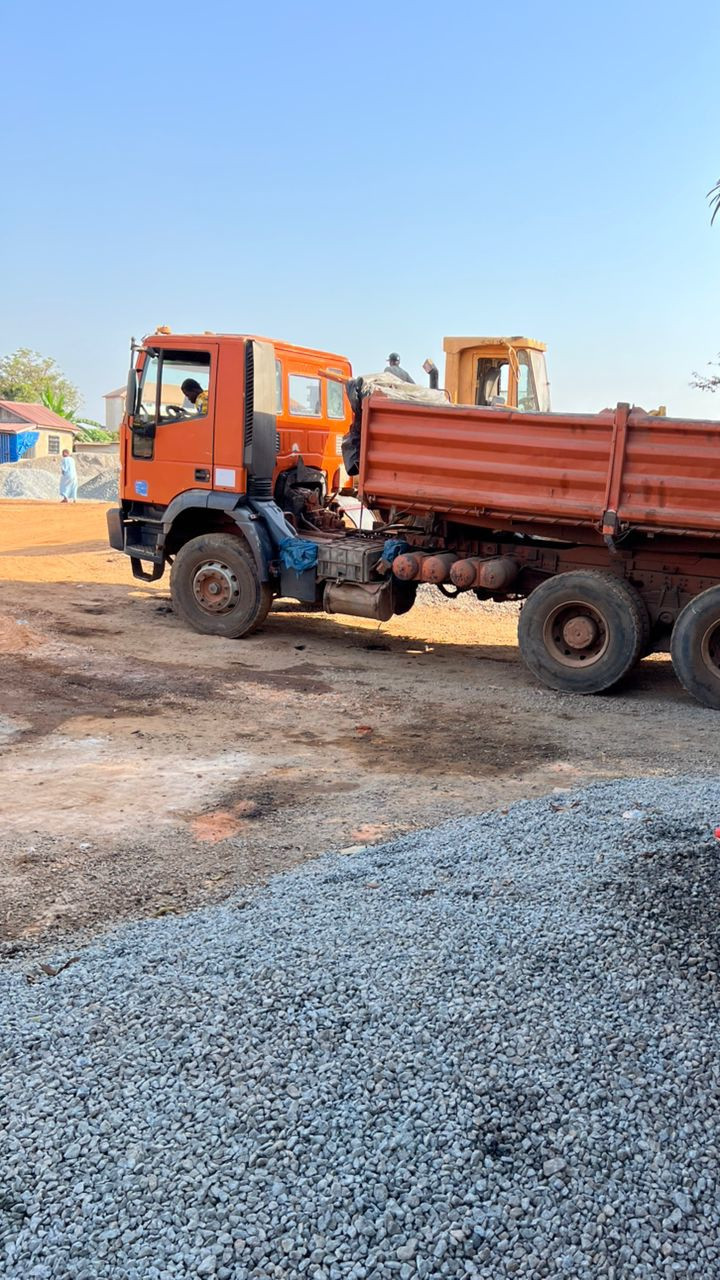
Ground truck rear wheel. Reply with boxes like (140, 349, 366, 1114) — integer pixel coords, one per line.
(671, 587, 720, 710)
(170, 533, 272, 638)
(517, 571, 647, 694)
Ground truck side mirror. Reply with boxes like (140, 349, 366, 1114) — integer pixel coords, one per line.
(126, 367, 138, 418)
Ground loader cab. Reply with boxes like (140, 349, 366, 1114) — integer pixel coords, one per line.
(443, 336, 550, 412)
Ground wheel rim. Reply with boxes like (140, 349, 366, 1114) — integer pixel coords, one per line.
(192, 560, 240, 614)
(700, 618, 720, 677)
(542, 599, 610, 668)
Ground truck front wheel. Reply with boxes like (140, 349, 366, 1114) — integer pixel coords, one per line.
(517, 571, 647, 694)
(671, 586, 720, 710)
(170, 533, 272, 638)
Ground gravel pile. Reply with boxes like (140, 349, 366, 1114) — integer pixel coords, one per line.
(0, 453, 120, 502)
(3, 777, 720, 1279)
(415, 584, 520, 617)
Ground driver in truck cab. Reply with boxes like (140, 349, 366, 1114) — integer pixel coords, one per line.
(180, 378, 208, 415)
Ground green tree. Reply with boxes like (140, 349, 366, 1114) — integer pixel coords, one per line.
(41, 387, 75, 420)
(691, 183, 720, 392)
(691, 356, 720, 394)
(0, 348, 80, 415)
(75, 418, 117, 443)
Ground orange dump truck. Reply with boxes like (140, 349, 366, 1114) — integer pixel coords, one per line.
(108, 336, 720, 709)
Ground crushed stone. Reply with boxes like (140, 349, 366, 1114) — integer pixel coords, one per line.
(0, 453, 120, 502)
(2, 777, 720, 1278)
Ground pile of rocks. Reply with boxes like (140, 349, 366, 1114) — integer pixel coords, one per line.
(2, 777, 719, 1278)
(0, 453, 120, 502)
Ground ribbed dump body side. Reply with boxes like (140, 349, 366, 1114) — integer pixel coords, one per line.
(359, 397, 720, 538)
(618, 413, 720, 534)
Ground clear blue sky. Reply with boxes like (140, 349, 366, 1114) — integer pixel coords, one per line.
(2, 0, 719, 421)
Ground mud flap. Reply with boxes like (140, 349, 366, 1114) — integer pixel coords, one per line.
(106, 508, 124, 552)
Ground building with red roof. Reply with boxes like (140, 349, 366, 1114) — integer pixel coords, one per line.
(0, 401, 77, 463)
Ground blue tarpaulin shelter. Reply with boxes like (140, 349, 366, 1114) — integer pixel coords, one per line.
(0, 430, 40, 464)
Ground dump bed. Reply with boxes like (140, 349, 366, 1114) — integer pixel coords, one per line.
(359, 396, 720, 539)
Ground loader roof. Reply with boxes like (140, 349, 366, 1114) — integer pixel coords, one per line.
(443, 336, 547, 354)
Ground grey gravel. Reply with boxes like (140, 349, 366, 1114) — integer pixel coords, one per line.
(3, 776, 720, 1278)
(415, 582, 520, 617)
(0, 453, 119, 501)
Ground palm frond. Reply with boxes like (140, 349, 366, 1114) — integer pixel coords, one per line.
(707, 178, 720, 225)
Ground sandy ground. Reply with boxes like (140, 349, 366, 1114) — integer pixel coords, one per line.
(1, 500, 717, 952)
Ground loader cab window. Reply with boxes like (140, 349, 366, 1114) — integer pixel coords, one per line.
(516, 350, 540, 412)
(528, 349, 551, 413)
(475, 357, 509, 407)
(288, 373, 322, 417)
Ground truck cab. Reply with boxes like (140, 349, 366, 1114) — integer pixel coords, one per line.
(442, 336, 550, 412)
(125, 330, 352, 506)
(110, 332, 419, 640)
(113, 331, 353, 582)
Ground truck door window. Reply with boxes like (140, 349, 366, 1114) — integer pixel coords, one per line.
(275, 360, 283, 412)
(132, 350, 211, 459)
(327, 372, 345, 419)
(136, 352, 159, 420)
(158, 352, 211, 422)
(132, 352, 160, 458)
(288, 374, 322, 417)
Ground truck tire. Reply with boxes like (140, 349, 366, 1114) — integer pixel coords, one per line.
(170, 533, 272, 639)
(670, 586, 720, 710)
(517, 571, 648, 694)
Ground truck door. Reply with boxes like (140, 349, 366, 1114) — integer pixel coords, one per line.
(126, 342, 219, 507)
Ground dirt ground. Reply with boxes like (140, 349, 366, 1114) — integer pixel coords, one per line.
(1, 500, 717, 953)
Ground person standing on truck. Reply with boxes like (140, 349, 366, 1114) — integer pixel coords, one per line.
(59, 449, 78, 504)
(385, 353, 414, 384)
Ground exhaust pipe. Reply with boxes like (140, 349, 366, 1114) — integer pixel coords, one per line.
(450, 556, 519, 592)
